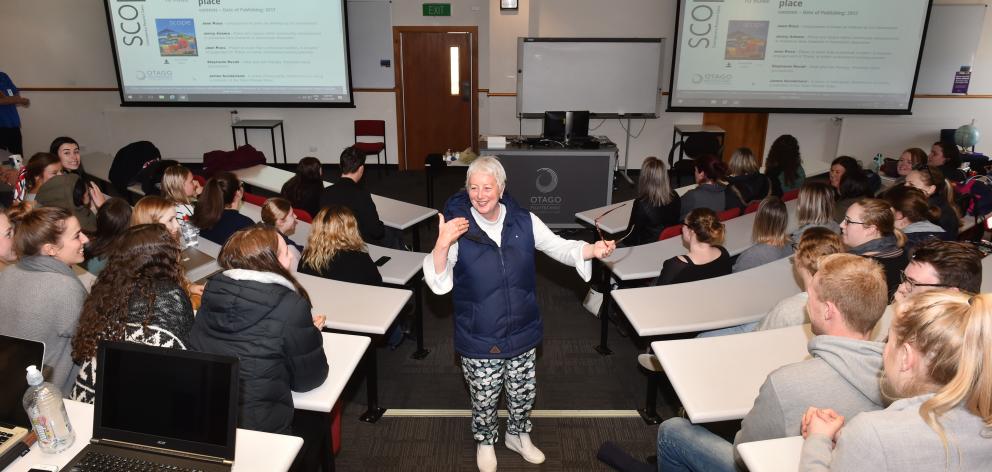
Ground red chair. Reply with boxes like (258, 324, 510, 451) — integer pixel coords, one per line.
(658, 224, 683, 241)
(782, 189, 800, 202)
(242, 192, 266, 207)
(354, 120, 386, 167)
(744, 200, 760, 214)
(717, 207, 741, 221)
(293, 208, 313, 223)
(192, 174, 206, 186)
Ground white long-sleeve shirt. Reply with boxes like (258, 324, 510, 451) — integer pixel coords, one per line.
(422, 204, 592, 295)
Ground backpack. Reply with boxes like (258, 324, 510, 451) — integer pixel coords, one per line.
(956, 175, 992, 217)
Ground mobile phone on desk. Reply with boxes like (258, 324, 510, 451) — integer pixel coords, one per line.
(375, 256, 391, 266)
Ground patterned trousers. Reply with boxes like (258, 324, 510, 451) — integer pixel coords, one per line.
(460, 348, 537, 445)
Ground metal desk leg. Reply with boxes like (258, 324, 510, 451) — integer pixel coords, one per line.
(231, 127, 238, 150)
(410, 281, 430, 359)
(359, 342, 386, 423)
(270, 128, 278, 166)
(412, 224, 422, 252)
(594, 263, 613, 356)
(279, 123, 288, 165)
(322, 411, 336, 472)
(638, 372, 663, 424)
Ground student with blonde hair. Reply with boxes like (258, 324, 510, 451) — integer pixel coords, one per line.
(626, 156, 680, 246)
(726, 147, 770, 204)
(840, 198, 908, 299)
(732, 196, 791, 272)
(260, 197, 302, 269)
(299, 205, 380, 286)
(160, 165, 201, 221)
(790, 181, 840, 243)
(131, 195, 180, 239)
(801, 289, 992, 470)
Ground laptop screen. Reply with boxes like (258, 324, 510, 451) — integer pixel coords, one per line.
(94, 342, 239, 460)
(0, 335, 45, 428)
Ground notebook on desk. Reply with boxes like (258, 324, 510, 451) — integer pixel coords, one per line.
(0, 335, 45, 465)
(61, 341, 240, 472)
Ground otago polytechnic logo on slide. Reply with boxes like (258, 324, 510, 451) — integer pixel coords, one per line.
(535, 167, 559, 194)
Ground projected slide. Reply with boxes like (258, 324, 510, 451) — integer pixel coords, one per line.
(669, 0, 932, 113)
(104, 0, 352, 106)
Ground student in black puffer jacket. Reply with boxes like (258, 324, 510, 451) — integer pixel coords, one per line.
(190, 225, 327, 469)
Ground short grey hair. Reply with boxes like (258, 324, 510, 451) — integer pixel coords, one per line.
(465, 156, 506, 191)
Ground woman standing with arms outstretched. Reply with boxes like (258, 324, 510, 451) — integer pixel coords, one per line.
(423, 156, 615, 472)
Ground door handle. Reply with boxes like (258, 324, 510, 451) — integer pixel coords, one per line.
(460, 80, 470, 102)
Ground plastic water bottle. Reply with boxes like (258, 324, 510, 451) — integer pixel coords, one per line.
(23, 365, 75, 454)
(872, 153, 883, 173)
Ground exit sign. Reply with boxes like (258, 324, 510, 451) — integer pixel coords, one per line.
(423, 3, 451, 16)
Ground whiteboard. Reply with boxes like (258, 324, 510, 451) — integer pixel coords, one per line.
(516, 38, 664, 117)
(916, 4, 986, 94)
(347, 0, 395, 89)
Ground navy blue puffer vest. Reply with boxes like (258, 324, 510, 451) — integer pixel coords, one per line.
(444, 191, 541, 359)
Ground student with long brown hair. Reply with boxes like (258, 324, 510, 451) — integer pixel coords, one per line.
(0, 204, 22, 270)
(280, 156, 323, 218)
(190, 225, 327, 469)
(83, 197, 132, 275)
(191, 171, 253, 244)
(679, 155, 742, 220)
(801, 290, 992, 470)
(70, 224, 194, 403)
(764, 134, 805, 195)
(840, 198, 909, 299)
(0, 206, 88, 392)
(882, 185, 946, 250)
(733, 196, 792, 272)
(905, 165, 960, 239)
(14, 151, 61, 202)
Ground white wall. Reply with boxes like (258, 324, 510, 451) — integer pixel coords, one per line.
(6, 0, 992, 170)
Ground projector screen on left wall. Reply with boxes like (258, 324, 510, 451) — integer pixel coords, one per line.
(103, 0, 354, 107)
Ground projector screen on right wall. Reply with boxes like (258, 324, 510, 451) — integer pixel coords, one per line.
(668, 0, 933, 114)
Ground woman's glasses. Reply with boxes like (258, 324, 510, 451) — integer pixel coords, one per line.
(594, 203, 635, 244)
(842, 216, 867, 226)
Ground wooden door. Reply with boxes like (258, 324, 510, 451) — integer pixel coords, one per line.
(395, 27, 478, 170)
(703, 112, 769, 165)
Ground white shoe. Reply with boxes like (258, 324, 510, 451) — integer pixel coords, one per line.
(638, 353, 663, 373)
(505, 432, 546, 464)
(477, 443, 497, 472)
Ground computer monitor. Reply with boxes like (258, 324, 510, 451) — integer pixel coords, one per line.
(566, 111, 590, 140)
(542, 111, 566, 140)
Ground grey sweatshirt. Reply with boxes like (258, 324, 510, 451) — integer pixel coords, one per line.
(0, 256, 86, 394)
(734, 336, 885, 449)
(800, 393, 992, 471)
(680, 183, 730, 220)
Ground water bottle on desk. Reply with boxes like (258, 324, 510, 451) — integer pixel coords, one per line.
(23, 365, 75, 454)
(872, 153, 883, 174)
(179, 217, 199, 248)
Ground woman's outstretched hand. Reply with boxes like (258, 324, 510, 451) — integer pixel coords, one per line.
(435, 213, 469, 250)
(584, 240, 616, 260)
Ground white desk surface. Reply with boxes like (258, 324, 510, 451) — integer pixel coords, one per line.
(982, 255, 992, 293)
(7, 400, 302, 472)
(737, 436, 804, 472)
(238, 202, 425, 285)
(651, 324, 814, 424)
(296, 272, 411, 335)
(233, 165, 437, 231)
(601, 200, 798, 280)
(613, 257, 802, 336)
(292, 332, 370, 413)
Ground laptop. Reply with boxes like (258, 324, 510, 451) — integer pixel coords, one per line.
(61, 341, 239, 472)
(0, 335, 45, 461)
(180, 246, 215, 274)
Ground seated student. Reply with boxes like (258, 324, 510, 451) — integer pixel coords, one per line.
(800, 290, 992, 470)
(160, 165, 201, 222)
(841, 198, 909, 299)
(49, 136, 105, 218)
(726, 147, 770, 204)
(828, 156, 860, 191)
(280, 156, 323, 218)
(189, 225, 327, 470)
(298, 206, 381, 286)
(764, 134, 806, 195)
(69, 224, 194, 404)
(830, 157, 871, 223)
(790, 181, 840, 243)
(0, 204, 22, 270)
(733, 196, 792, 272)
(36, 172, 107, 233)
(654, 207, 731, 286)
(657, 253, 888, 472)
(319, 146, 393, 245)
(191, 172, 253, 245)
(895, 147, 928, 182)
(625, 156, 680, 246)
(929, 140, 967, 183)
(83, 197, 132, 275)
(260, 197, 302, 270)
(14, 151, 61, 202)
(0, 207, 88, 393)
(905, 165, 960, 240)
(131, 196, 181, 239)
(883, 185, 947, 251)
(679, 155, 743, 220)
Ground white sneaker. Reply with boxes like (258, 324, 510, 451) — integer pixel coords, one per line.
(505, 432, 546, 464)
(477, 443, 497, 472)
(638, 353, 663, 373)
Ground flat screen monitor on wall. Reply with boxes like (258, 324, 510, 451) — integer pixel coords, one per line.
(103, 0, 354, 107)
(668, 0, 933, 114)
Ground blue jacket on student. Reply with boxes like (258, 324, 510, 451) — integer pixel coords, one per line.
(444, 191, 541, 359)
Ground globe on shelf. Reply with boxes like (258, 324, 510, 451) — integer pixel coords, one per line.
(954, 123, 981, 150)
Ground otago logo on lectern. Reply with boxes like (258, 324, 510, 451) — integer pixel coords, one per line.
(535, 168, 559, 194)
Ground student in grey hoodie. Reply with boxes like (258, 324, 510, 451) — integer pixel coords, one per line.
(679, 154, 743, 221)
(800, 290, 992, 471)
(656, 253, 889, 472)
(883, 184, 947, 252)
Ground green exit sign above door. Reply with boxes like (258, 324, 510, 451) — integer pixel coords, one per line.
(423, 3, 451, 16)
